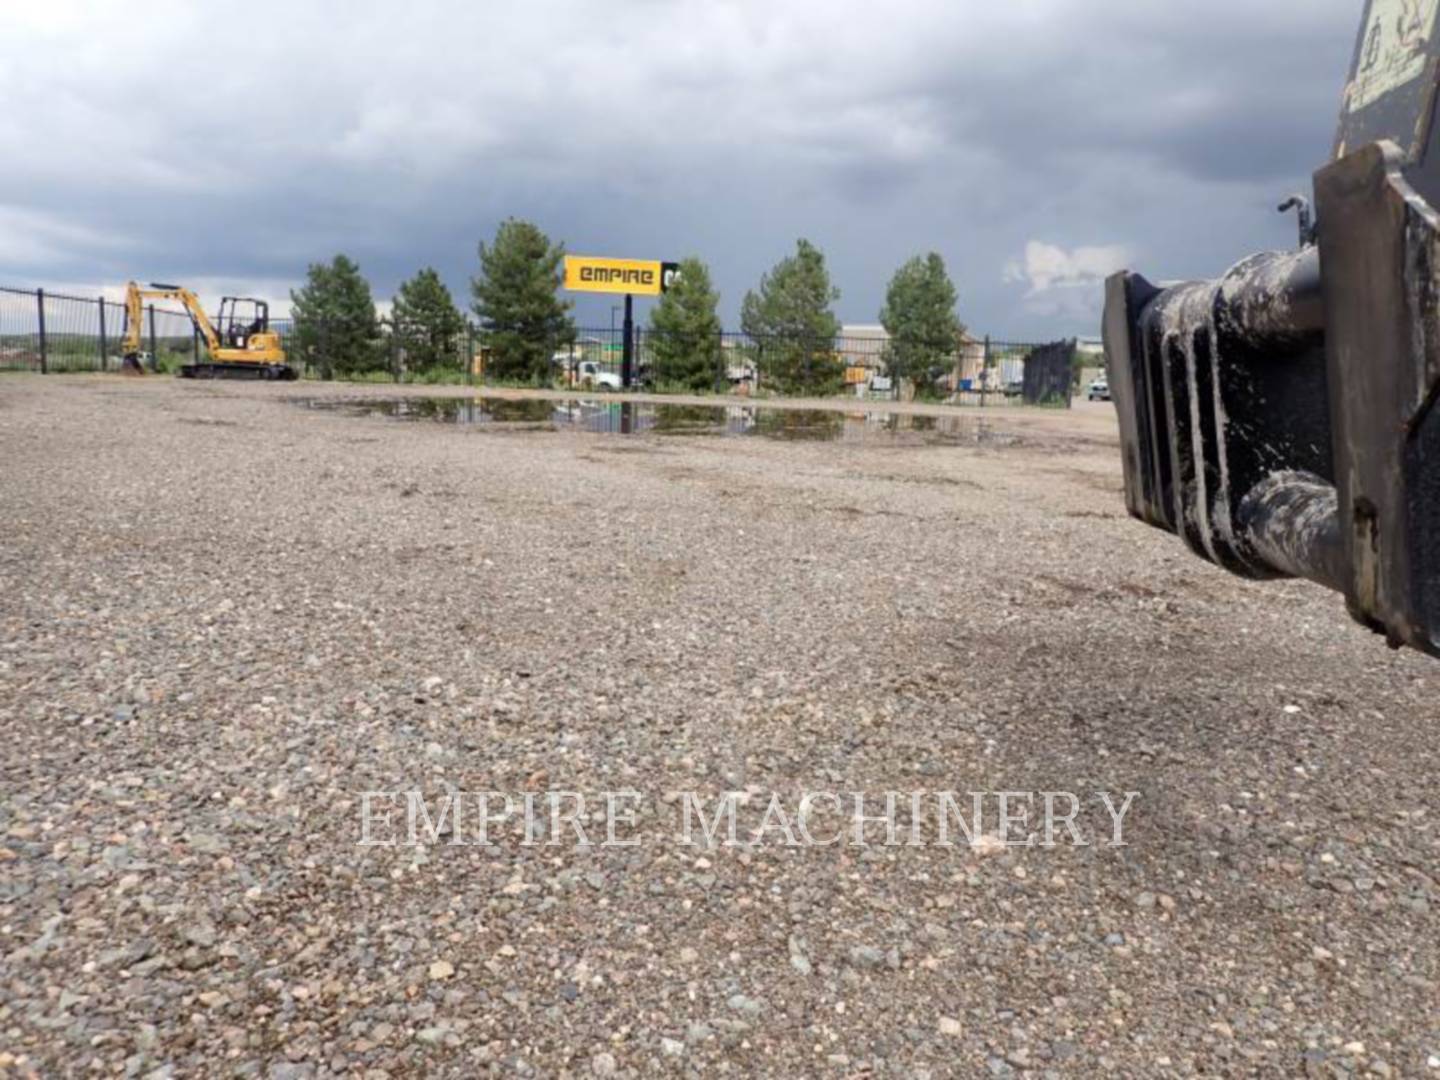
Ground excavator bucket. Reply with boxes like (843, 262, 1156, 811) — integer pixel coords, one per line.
(1104, 0, 1440, 659)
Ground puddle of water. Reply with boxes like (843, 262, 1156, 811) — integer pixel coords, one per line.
(298, 396, 1021, 446)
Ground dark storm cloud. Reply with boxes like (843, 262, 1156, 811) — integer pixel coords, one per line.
(0, 0, 1366, 335)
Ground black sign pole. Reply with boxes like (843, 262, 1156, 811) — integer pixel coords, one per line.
(621, 293, 635, 389)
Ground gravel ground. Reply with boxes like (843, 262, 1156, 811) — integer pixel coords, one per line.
(1, 375, 1437, 1078)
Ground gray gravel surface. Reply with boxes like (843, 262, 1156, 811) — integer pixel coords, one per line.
(1, 376, 1437, 1077)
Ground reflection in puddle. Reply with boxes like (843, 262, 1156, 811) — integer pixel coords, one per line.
(298, 396, 1021, 446)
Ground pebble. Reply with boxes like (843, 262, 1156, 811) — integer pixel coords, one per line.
(848, 945, 886, 969)
(727, 994, 763, 1017)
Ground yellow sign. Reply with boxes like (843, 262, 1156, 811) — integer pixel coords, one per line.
(564, 255, 678, 297)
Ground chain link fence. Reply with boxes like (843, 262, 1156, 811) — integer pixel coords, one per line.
(0, 286, 1077, 406)
(552, 328, 1076, 407)
(0, 287, 202, 374)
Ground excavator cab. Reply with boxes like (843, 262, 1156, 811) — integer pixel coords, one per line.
(217, 296, 270, 350)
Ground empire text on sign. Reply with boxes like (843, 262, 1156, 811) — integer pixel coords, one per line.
(564, 256, 679, 297)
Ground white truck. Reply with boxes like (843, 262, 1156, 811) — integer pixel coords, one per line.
(569, 359, 622, 391)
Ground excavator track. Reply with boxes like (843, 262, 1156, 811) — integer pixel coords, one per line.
(180, 363, 298, 381)
(182, 364, 300, 380)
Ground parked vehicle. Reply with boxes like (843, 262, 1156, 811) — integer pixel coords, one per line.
(572, 359, 622, 391)
(1088, 376, 1111, 402)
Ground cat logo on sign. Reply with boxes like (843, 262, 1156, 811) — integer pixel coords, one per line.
(564, 256, 680, 297)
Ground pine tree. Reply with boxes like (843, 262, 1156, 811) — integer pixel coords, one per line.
(879, 253, 963, 392)
(648, 257, 722, 391)
(740, 239, 842, 395)
(290, 255, 381, 378)
(470, 219, 574, 383)
(393, 267, 465, 375)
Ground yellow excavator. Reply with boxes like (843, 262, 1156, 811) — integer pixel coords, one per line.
(121, 281, 296, 380)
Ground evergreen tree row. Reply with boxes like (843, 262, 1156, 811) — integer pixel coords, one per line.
(289, 221, 966, 392)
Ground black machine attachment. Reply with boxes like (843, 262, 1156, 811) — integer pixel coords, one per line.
(1105, 0, 1440, 659)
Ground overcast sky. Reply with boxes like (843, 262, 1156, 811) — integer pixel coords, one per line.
(2, 0, 1362, 337)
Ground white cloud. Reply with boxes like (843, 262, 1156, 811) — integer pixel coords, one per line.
(1004, 241, 1131, 296)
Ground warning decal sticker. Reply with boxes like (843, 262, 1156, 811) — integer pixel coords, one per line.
(1346, 0, 1440, 113)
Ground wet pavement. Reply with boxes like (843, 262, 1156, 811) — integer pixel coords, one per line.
(297, 396, 1023, 446)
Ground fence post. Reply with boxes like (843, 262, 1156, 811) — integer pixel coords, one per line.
(192, 326, 201, 368)
(717, 329, 725, 393)
(390, 322, 400, 383)
(97, 296, 107, 371)
(466, 323, 474, 386)
(147, 304, 157, 372)
(1067, 338, 1077, 409)
(36, 289, 47, 374)
(982, 335, 992, 408)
